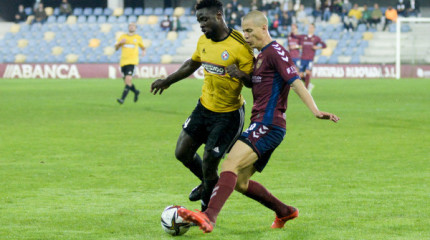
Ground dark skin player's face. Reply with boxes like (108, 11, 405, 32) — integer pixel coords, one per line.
(196, 8, 221, 40)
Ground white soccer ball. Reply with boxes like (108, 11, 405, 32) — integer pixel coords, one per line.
(160, 205, 191, 236)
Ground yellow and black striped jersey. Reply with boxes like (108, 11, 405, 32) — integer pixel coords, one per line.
(117, 33, 144, 67)
(192, 29, 254, 113)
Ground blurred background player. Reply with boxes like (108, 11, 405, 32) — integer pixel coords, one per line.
(296, 23, 326, 93)
(178, 10, 339, 233)
(115, 22, 145, 104)
(287, 23, 301, 72)
(150, 0, 254, 211)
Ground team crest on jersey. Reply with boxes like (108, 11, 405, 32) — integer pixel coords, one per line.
(256, 59, 263, 69)
(133, 39, 137, 42)
(221, 50, 229, 60)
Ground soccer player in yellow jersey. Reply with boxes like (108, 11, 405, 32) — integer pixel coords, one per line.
(151, 0, 254, 211)
(115, 22, 145, 104)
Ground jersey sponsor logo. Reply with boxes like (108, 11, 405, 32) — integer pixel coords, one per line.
(202, 62, 226, 75)
(286, 66, 297, 74)
(123, 44, 135, 48)
(252, 75, 262, 83)
(221, 50, 229, 60)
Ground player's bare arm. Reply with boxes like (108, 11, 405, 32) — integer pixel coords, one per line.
(291, 80, 339, 123)
(150, 59, 202, 95)
(226, 64, 252, 88)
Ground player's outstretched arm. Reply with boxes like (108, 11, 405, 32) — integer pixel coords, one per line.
(115, 39, 126, 51)
(291, 80, 339, 123)
(150, 58, 202, 95)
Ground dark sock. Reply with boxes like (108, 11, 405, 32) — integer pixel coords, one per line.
(121, 85, 131, 100)
(243, 180, 295, 218)
(182, 154, 203, 180)
(130, 84, 137, 93)
(204, 171, 237, 223)
(305, 74, 311, 88)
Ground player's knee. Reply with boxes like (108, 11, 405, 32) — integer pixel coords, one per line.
(174, 147, 191, 164)
(221, 157, 238, 173)
(234, 180, 248, 193)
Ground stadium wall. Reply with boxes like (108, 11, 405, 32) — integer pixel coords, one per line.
(1, 63, 430, 79)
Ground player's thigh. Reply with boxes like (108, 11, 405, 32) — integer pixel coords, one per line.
(235, 163, 257, 193)
(175, 129, 201, 160)
(221, 141, 258, 174)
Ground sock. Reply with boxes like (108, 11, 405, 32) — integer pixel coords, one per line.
(121, 85, 130, 100)
(305, 74, 311, 88)
(182, 153, 203, 180)
(243, 180, 295, 218)
(204, 171, 237, 223)
(130, 84, 138, 93)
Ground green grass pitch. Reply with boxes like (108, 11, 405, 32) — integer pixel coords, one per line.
(0, 78, 429, 239)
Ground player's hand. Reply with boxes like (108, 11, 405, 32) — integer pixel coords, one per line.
(316, 111, 340, 123)
(120, 39, 126, 44)
(150, 79, 170, 95)
(226, 64, 242, 79)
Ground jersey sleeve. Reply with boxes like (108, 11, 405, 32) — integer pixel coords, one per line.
(191, 36, 202, 62)
(317, 36, 327, 49)
(269, 47, 300, 85)
(116, 34, 125, 44)
(236, 44, 254, 75)
(138, 36, 145, 49)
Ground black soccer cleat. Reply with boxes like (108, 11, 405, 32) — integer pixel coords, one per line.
(134, 90, 140, 102)
(117, 98, 124, 104)
(188, 183, 203, 201)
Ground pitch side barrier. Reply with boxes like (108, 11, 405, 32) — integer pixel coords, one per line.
(1, 63, 429, 79)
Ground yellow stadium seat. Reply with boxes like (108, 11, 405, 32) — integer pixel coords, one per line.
(173, 7, 185, 17)
(363, 32, 373, 40)
(104, 47, 115, 56)
(66, 54, 79, 63)
(18, 39, 29, 48)
(113, 8, 123, 17)
(147, 15, 158, 25)
(142, 39, 152, 48)
(326, 39, 338, 49)
(100, 23, 112, 33)
(45, 7, 53, 16)
(321, 48, 333, 56)
(137, 15, 147, 25)
(10, 24, 20, 33)
(329, 14, 341, 24)
(161, 55, 172, 64)
(167, 31, 178, 41)
(15, 54, 26, 63)
(89, 38, 101, 48)
(52, 46, 63, 56)
(66, 15, 77, 24)
(44, 31, 55, 41)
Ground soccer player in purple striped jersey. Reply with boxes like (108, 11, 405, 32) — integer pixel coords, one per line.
(178, 10, 339, 234)
(287, 24, 301, 71)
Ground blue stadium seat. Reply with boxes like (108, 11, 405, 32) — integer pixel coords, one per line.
(77, 15, 86, 23)
(343, 48, 355, 56)
(359, 40, 369, 48)
(328, 55, 338, 64)
(103, 8, 113, 16)
(317, 56, 327, 64)
(184, 7, 192, 15)
(83, 7, 93, 16)
(93, 7, 103, 16)
(57, 15, 66, 23)
(24, 7, 32, 15)
(97, 16, 107, 23)
(53, 7, 60, 16)
(128, 15, 137, 23)
(107, 15, 117, 23)
(143, 8, 153, 15)
(117, 15, 127, 23)
(134, 7, 143, 15)
(47, 16, 56, 24)
(87, 15, 97, 23)
(124, 7, 133, 16)
(73, 8, 83, 16)
(164, 7, 174, 15)
(350, 55, 360, 64)
(357, 24, 367, 32)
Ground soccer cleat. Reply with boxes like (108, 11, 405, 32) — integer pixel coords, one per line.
(271, 208, 299, 229)
(134, 90, 140, 102)
(188, 183, 203, 201)
(177, 208, 214, 233)
(117, 98, 124, 104)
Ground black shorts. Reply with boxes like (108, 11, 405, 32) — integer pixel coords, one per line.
(182, 100, 245, 159)
(121, 65, 135, 77)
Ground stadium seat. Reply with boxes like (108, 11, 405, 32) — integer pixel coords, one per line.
(321, 48, 333, 56)
(117, 15, 127, 23)
(147, 16, 158, 25)
(350, 55, 360, 64)
(97, 16, 107, 24)
(47, 15, 56, 24)
(144, 8, 154, 15)
(153, 7, 164, 15)
(18, 39, 28, 48)
(103, 8, 113, 16)
(362, 32, 373, 40)
(24, 7, 32, 15)
(10, 24, 20, 33)
(44, 31, 56, 41)
(329, 14, 341, 24)
(338, 56, 351, 64)
(134, 7, 143, 15)
(57, 15, 67, 23)
(164, 7, 174, 15)
(103, 46, 115, 56)
(93, 7, 103, 16)
(108, 15, 117, 23)
(52, 46, 63, 56)
(161, 54, 172, 63)
(357, 24, 367, 32)
(89, 38, 101, 48)
(77, 15, 86, 23)
(88, 15, 97, 23)
(173, 7, 185, 17)
(53, 7, 60, 16)
(317, 56, 327, 64)
(73, 8, 83, 16)
(137, 15, 147, 25)
(326, 39, 338, 49)
(113, 8, 124, 17)
(15, 54, 26, 63)
(45, 7, 54, 16)
(66, 54, 79, 63)
(83, 7, 93, 16)
(100, 23, 112, 33)
(124, 7, 133, 16)
(128, 15, 137, 23)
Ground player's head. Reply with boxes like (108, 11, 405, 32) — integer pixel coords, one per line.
(308, 23, 315, 35)
(195, 0, 225, 40)
(242, 10, 271, 51)
(128, 22, 137, 33)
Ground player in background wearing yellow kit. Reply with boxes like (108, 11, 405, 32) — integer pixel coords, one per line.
(115, 22, 146, 104)
(151, 0, 254, 211)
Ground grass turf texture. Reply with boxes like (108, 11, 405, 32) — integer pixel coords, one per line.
(0, 78, 429, 240)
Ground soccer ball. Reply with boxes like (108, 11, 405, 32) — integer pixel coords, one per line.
(160, 205, 191, 236)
